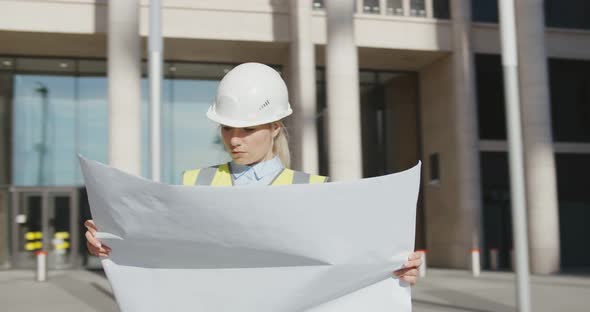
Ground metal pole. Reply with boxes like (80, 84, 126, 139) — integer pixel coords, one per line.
(149, 0, 163, 182)
(498, 1, 531, 311)
(35, 83, 49, 186)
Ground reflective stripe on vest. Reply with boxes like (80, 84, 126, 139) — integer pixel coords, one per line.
(182, 163, 328, 186)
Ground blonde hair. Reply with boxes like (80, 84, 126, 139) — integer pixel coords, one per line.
(273, 121, 291, 168)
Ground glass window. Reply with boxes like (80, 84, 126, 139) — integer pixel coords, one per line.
(475, 54, 506, 140)
(158, 77, 230, 185)
(386, 0, 404, 16)
(312, 0, 324, 10)
(142, 63, 231, 184)
(549, 58, 590, 142)
(363, 0, 380, 14)
(479, 152, 512, 269)
(433, 0, 450, 19)
(9, 57, 239, 186)
(545, 0, 590, 30)
(12, 74, 77, 186)
(555, 153, 590, 268)
(410, 0, 426, 17)
(472, 0, 499, 23)
(77, 76, 108, 183)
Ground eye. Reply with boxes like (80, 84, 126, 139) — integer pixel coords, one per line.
(221, 126, 233, 131)
(243, 127, 256, 132)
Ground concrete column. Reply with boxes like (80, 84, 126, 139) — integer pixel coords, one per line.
(108, 0, 142, 175)
(325, 0, 362, 181)
(288, 0, 319, 174)
(515, 1, 560, 274)
(450, 0, 483, 258)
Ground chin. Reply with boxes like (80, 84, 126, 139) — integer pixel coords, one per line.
(232, 158, 251, 165)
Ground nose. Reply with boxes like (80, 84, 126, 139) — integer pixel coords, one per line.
(230, 136, 241, 147)
(229, 129, 243, 147)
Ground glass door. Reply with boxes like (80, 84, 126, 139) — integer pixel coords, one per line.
(10, 187, 79, 269)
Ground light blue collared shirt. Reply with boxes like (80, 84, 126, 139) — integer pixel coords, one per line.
(230, 155, 284, 186)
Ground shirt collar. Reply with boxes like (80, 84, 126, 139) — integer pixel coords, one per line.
(230, 155, 284, 181)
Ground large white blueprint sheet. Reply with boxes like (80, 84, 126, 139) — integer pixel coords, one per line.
(80, 157, 421, 312)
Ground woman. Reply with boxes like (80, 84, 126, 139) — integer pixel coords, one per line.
(85, 62, 422, 284)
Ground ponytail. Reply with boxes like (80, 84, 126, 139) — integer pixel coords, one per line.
(273, 121, 291, 169)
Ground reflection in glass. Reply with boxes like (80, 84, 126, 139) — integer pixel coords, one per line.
(410, 0, 426, 17)
(76, 76, 108, 183)
(13, 75, 76, 186)
(10, 58, 234, 186)
(363, 0, 380, 14)
(312, 0, 324, 10)
(141, 71, 230, 184)
(386, 0, 404, 16)
(163, 79, 229, 184)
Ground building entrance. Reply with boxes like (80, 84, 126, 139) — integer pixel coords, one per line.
(10, 187, 80, 269)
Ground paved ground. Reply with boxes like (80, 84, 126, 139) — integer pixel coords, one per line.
(1, 268, 589, 311)
(413, 269, 590, 312)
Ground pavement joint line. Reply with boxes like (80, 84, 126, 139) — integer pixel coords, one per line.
(412, 298, 513, 312)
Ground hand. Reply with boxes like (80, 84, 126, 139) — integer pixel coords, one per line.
(84, 219, 111, 257)
(392, 251, 422, 285)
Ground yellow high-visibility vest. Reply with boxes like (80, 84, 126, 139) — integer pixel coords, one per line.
(182, 163, 328, 186)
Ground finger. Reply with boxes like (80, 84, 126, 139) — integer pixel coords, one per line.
(84, 220, 97, 234)
(86, 241, 100, 256)
(85, 230, 101, 248)
(393, 267, 411, 276)
(404, 268, 419, 277)
(86, 241, 111, 257)
(404, 258, 422, 268)
(402, 275, 417, 285)
(408, 251, 422, 260)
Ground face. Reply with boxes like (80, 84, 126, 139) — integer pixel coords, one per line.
(221, 123, 280, 166)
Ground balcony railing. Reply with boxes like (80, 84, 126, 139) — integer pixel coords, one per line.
(312, 0, 450, 20)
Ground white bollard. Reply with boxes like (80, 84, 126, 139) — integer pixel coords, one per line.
(417, 250, 427, 278)
(35, 251, 48, 282)
(471, 249, 481, 277)
(489, 248, 499, 271)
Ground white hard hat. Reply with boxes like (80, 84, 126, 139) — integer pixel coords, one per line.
(207, 62, 293, 127)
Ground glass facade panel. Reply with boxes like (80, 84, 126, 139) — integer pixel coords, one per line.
(545, 0, 590, 30)
(6, 57, 235, 186)
(480, 151, 590, 269)
(433, 0, 450, 19)
(475, 54, 506, 140)
(473, 0, 590, 29)
(76, 76, 108, 183)
(555, 153, 590, 268)
(410, 0, 426, 17)
(312, 0, 324, 10)
(386, 0, 404, 16)
(161, 78, 229, 184)
(548, 59, 590, 142)
(12, 74, 77, 186)
(471, 0, 499, 23)
(363, 0, 380, 14)
(480, 152, 512, 270)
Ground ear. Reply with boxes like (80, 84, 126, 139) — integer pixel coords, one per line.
(271, 122, 281, 139)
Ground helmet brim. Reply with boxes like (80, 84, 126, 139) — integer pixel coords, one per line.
(206, 106, 293, 128)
